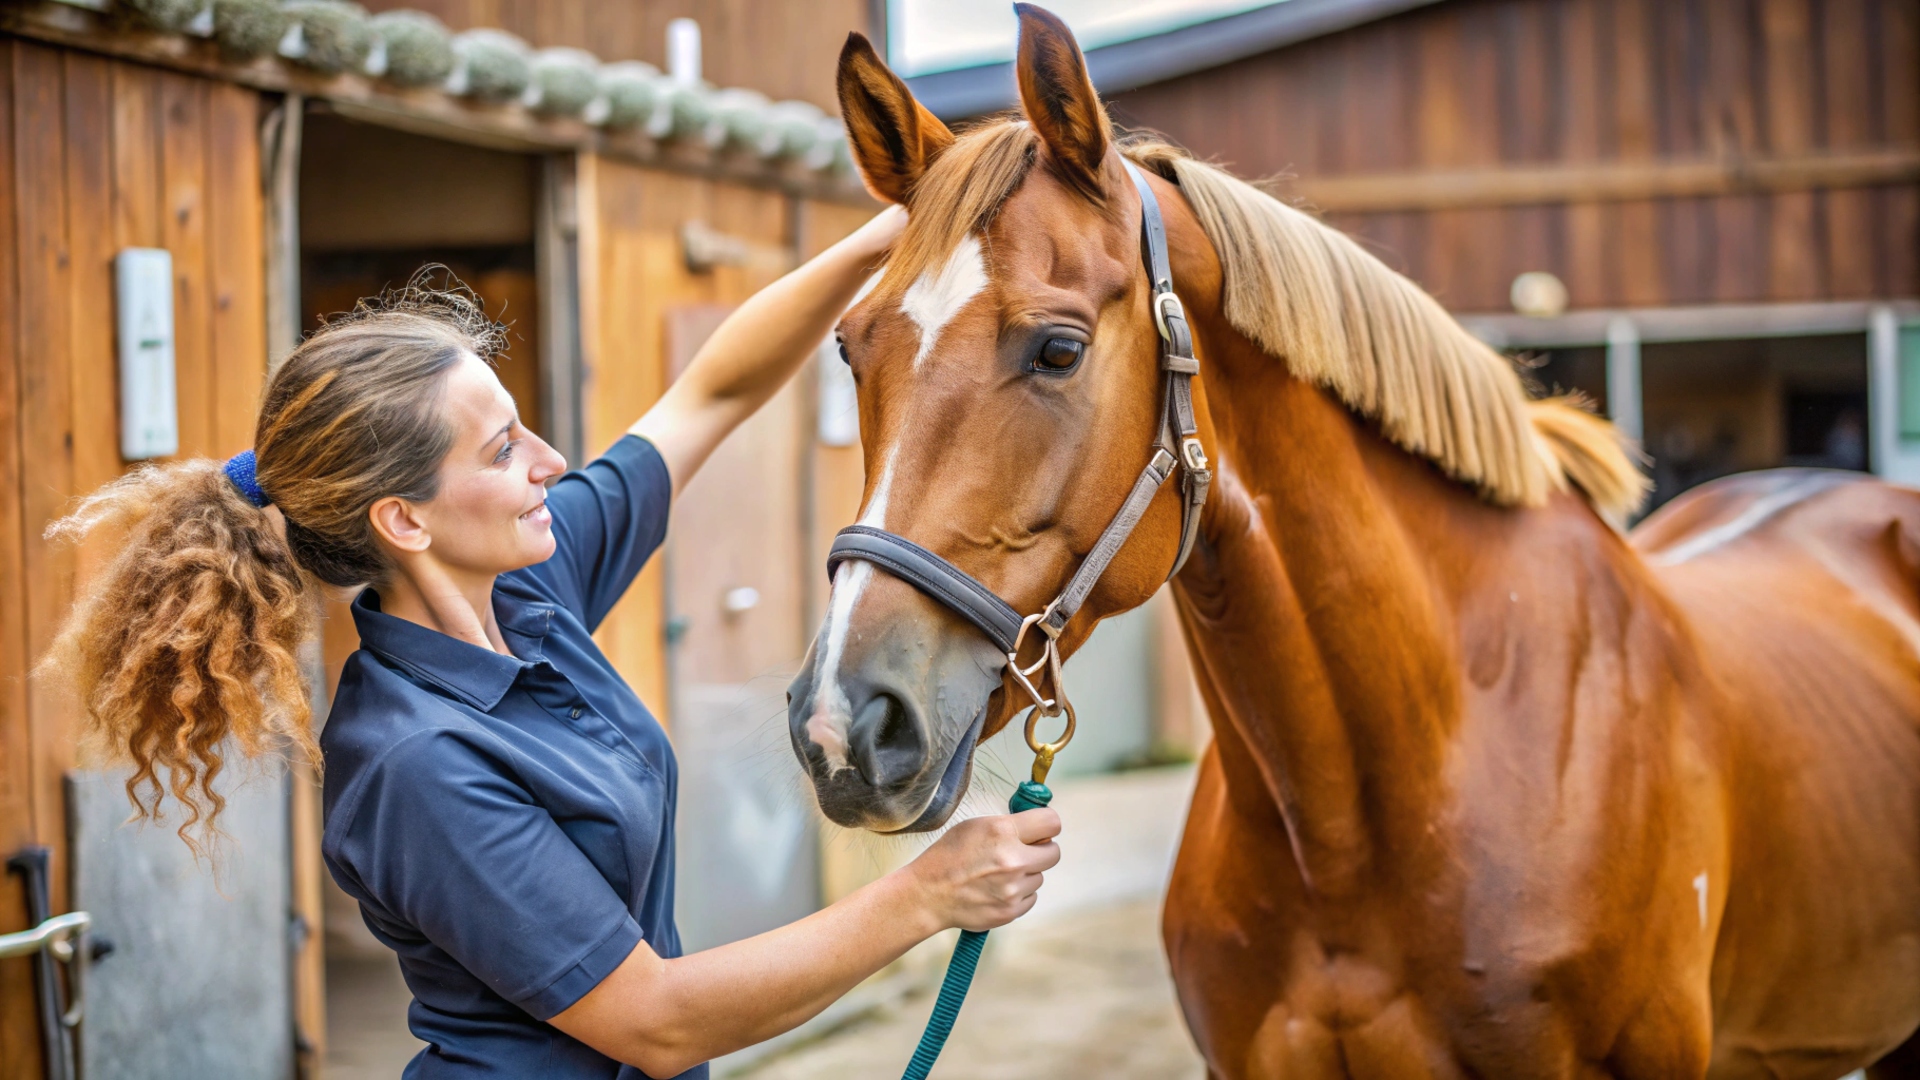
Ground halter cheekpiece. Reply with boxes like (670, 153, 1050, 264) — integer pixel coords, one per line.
(224, 449, 271, 509)
(825, 161, 1212, 771)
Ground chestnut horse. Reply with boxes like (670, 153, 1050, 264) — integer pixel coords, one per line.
(786, 9, 1920, 1077)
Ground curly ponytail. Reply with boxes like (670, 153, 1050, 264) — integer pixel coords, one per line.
(41, 279, 505, 847)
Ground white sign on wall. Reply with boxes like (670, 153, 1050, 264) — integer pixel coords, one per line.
(816, 338, 859, 448)
(114, 248, 178, 460)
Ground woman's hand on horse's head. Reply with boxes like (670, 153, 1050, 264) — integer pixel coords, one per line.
(846, 204, 908, 262)
(903, 807, 1063, 934)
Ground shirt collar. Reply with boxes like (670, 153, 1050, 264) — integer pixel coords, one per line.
(350, 587, 555, 712)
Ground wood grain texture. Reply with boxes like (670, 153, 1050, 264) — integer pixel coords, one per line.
(14, 43, 78, 918)
(0, 38, 41, 1080)
(356, 0, 872, 113)
(0, 45, 274, 1071)
(205, 81, 264, 455)
(578, 153, 796, 727)
(1111, 0, 1920, 312)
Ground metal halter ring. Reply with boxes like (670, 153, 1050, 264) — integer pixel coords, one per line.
(1006, 610, 1077, 761)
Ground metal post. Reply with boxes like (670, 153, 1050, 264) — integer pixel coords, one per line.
(1868, 305, 1899, 477)
(1606, 315, 1643, 445)
(537, 154, 587, 467)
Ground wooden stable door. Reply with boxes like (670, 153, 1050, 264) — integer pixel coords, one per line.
(661, 305, 820, 952)
(0, 42, 289, 1079)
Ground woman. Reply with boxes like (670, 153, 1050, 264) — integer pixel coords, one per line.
(45, 207, 1061, 1078)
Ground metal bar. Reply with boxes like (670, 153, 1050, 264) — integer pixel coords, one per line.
(1605, 316, 1643, 446)
(1869, 306, 1901, 477)
(0, 911, 90, 960)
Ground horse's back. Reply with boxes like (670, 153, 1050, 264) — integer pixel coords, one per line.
(1634, 469, 1920, 1077)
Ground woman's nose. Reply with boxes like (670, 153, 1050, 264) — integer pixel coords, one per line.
(531, 437, 568, 481)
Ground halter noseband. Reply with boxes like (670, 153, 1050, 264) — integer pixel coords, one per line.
(824, 161, 1212, 770)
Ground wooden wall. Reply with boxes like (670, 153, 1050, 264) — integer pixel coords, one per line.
(357, 0, 873, 112)
(0, 42, 267, 1076)
(578, 153, 802, 722)
(1111, 0, 1920, 312)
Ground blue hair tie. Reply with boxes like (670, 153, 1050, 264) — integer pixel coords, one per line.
(224, 450, 271, 509)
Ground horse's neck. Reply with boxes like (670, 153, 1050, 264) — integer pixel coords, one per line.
(1176, 331, 1614, 900)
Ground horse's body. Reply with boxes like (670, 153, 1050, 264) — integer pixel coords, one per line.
(794, 9, 1920, 1076)
(1162, 324, 1920, 1078)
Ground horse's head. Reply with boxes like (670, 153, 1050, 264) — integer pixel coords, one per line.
(786, 6, 1211, 831)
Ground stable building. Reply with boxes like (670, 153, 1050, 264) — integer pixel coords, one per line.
(910, 0, 1920, 509)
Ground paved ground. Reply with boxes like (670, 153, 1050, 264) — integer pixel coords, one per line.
(323, 953, 425, 1079)
(735, 896, 1204, 1080)
(322, 765, 1201, 1079)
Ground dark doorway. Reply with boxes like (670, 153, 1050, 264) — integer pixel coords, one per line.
(298, 112, 544, 437)
(1639, 333, 1868, 509)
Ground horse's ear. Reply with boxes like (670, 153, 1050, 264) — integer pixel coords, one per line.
(837, 32, 955, 205)
(1015, 4, 1111, 199)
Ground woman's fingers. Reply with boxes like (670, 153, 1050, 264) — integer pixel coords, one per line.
(1011, 807, 1061, 843)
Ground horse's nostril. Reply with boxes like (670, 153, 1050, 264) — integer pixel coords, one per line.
(848, 691, 924, 789)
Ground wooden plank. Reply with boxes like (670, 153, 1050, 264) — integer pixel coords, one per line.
(0, 38, 46, 1080)
(13, 41, 77, 917)
(111, 58, 162, 251)
(1760, 0, 1821, 300)
(158, 70, 213, 456)
(1283, 148, 1920, 212)
(1823, 0, 1878, 298)
(0, 2, 873, 205)
(63, 51, 121, 592)
(204, 81, 265, 454)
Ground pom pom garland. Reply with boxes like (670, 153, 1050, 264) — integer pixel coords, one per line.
(281, 0, 374, 74)
(527, 48, 600, 117)
(369, 10, 454, 87)
(125, 0, 208, 34)
(447, 28, 532, 101)
(211, 0, 289, 60)
(596, 61, 663, 129)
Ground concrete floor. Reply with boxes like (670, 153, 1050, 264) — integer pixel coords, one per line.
(323, 952, 425, 1079)
(319, 765, 1202, 1079)
(734, 896, 1204, 1080)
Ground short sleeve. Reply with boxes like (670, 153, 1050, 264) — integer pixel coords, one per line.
(328, 731, 645, 1020)
(526, 435, 672, 630)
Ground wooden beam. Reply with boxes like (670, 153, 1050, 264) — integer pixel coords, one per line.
(1285, 149, 1920, 213)
(0, 2, 875, 206)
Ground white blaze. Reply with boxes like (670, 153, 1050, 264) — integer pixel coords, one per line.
(901, 235, 988, 369)
(807, 449, 898, 773)
(805, 236, 988, 773)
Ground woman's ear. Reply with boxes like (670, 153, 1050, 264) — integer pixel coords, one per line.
(368, 495, 432, 556)
(1015, 4, 1112, 201)
(837, 31, 954, 205)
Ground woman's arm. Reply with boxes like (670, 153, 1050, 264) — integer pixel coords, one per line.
(632, 206, 906, 495)
(549, 806, 1061, 1077)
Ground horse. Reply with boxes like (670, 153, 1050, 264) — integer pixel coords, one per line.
(784, 8, 1920, 1077)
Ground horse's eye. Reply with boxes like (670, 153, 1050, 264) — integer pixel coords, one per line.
(837, 340, 850, 365)
(1036, 338, 1084, 372)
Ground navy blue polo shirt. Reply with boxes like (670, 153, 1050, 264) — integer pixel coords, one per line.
(321, 435, 705, 1079)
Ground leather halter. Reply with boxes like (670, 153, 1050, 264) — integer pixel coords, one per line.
(825, 161, 1212, 757)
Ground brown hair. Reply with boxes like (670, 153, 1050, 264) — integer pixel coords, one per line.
(41, 280, 505, 849)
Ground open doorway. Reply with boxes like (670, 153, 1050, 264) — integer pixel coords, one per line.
(298, 109, 552, 1077)
(1528, 333, 1869, 511)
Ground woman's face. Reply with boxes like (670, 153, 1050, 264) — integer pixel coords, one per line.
(411, 352, 569, 576)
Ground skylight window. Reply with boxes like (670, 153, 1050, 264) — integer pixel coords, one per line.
(887, 0, 1290, 78)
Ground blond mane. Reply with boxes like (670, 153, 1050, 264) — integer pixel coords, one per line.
(891, 121, 1648, 520)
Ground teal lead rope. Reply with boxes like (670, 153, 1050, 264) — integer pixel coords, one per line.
(899, 778, 1055, 1080)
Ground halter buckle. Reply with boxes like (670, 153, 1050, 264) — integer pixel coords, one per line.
(1152, 291, 1186, 343)
(1182, 436, 1209, 472)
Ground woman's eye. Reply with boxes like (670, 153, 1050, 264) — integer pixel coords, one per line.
(1035, 338, 1084, 372)
(495, 439, 518, 464)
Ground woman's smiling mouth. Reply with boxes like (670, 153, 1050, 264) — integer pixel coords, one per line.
(520, 502, 550, 527)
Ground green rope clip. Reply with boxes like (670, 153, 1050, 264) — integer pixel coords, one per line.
(898, 778, 1053, 1080)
